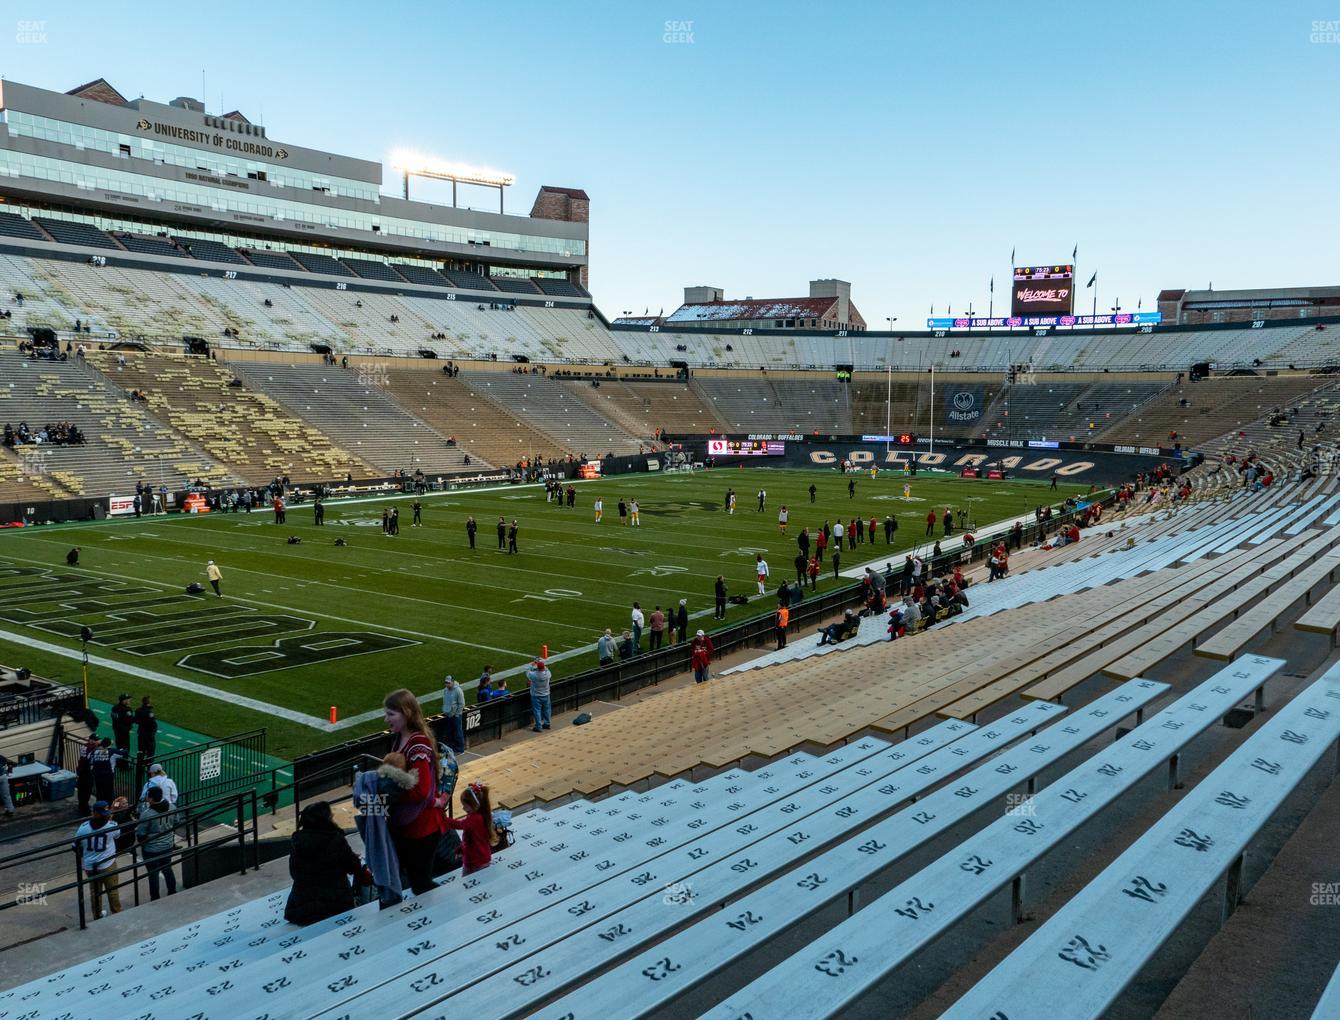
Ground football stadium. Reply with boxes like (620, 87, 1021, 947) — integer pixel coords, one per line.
(1, 6, 1339, 1019)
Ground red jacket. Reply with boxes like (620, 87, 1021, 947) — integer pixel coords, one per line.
(442, 810, 492, 872)
(389, 732, 443, 840)
(690, 635, 714, 669)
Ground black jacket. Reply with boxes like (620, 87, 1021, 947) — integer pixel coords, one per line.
(676, 606, 689, 632)
(135, 706, 157, 736)
(111, 702, 134, 737)
(284, 826, 360, 926)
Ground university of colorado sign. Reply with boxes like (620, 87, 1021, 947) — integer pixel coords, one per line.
(135, 118, 289, 159)
(805, 447, 1097, 476)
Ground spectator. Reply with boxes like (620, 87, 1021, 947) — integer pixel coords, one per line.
(474, 665, 494, 703)
(73, 800, 121, 918)
(648, 605, 666, 650)
(382, 689, 443, 896)
(675, 599, 689, 643)
(630, 602, 644, 654)
(441, 781, 493, 876)
(441, 675, 465, 754)
(775, 605, 789, 649)
(283, 801, 367, 925)
(479, 676, 510, 703)
(138, 763, 178, 808)
(817, 609, 860, 646)
(135, 786, 178, 900)
(618, 629, 635, 661)
(526, 659, 552, 732)
(690, 629, 714, 683)
(0, 753, 13, 819)
(597, 629, 616, 666)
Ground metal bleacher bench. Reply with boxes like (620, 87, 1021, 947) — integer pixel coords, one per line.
(73, 734, 908, 1017)
(1194, 545, 1340, 660)
(2, 757, 817, 1012)
(945, 660, 1340, 1020)
(697, 656, 1283, 1020)
(1296, 581, 1340, 649)
(240, 706, 1067, 1019)
(524, 680, 1164, 1020)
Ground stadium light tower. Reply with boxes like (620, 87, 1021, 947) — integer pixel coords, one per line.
(389, 149, 516, 213)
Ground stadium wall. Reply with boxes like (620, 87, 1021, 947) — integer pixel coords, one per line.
(693, 441, 1182, 486)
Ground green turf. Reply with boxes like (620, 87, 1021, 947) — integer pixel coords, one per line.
(0, 468, 1090, 757)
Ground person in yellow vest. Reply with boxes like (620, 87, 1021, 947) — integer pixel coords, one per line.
(206, 560, 223, 598)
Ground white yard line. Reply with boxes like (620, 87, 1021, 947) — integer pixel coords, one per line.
(0, 628, 334, 729)
(0, 549, 533, 658)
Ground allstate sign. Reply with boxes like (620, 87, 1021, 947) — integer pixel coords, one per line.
(945, 386, 985, 425)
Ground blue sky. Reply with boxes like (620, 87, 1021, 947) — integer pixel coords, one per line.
(1, 0, 1335, 325)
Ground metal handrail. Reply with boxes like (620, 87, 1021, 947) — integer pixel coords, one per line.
(0, 789, 259, 929)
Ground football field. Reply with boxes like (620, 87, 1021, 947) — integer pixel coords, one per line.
(0, 467, 1089, 757)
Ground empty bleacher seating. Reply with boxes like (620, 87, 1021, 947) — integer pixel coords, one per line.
(0, 348, 234, 496)
(239, 248, 306, 272)
(392, 262, 451, 288)
(32, 218, 121, 250)
(441, 268, 498, 290)
(535, 277, 587, 297)
(489, 275, 542, 294)
(174, 236, 249, 265)
(288, 250, 354, 276)
(340, 256, 406, 282)
(229, 361, 473, 474)
(457, 369, 644, 456)
(86, 351, 377, 482)
(113, 233, 188, 258)
(0, 210, 48, 241)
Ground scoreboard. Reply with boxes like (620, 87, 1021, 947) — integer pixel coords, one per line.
(859, 433, 918, 445)
(707, 439, 785, 457)
(1011, 265, 1075, 317)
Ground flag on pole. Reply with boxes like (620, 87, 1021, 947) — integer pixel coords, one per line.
(1010, 246, 1015, 266)
(1072, 243, 1078, 262)
(1086, 271, 1097, 288)
(990, 275, 994, 294)
(1138, 297, 1143, 310)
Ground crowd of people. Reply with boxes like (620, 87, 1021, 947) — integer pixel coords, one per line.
(66, 695, 176, 919)
(2, 420, 85, 447)
(285, 688, 513, 922)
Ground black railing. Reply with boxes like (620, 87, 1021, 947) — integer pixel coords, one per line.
(0, 682, 83, 730)
(0, 788, 260, 929)
(61, 727, 274, 816)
